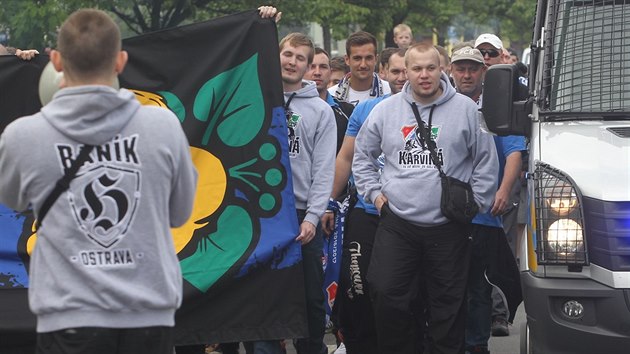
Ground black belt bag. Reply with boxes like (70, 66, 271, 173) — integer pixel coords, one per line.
(411, 103, 478, 225)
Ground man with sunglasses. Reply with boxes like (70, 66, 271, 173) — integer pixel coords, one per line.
(474, 33, 527, 339)
(474, 34, 504, 67)
(451, 46, 525, 354)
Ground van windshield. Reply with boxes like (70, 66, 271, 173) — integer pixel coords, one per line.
(546, 0, 630, 113)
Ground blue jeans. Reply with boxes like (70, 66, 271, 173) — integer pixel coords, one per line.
(245, 340, 283, 354)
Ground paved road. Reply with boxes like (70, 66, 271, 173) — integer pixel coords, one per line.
(284, 304, 527, 354)
(489, 303, 525, 354)
(202, 303, 527, 354)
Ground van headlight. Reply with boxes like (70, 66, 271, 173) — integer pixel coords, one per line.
(534, 162, 588, 265)
(547, 219, 583, 254)
(544, 184, 578, 216)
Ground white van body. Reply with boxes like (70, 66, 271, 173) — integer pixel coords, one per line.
(482, 0, 630, 353)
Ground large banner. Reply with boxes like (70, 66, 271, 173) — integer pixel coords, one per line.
(0, 10, 307, 344)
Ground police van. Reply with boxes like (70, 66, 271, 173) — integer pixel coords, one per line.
(481, 0, 630, 353)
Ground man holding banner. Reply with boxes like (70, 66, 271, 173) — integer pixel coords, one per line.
(280, 33, 336, 354)
(0, 9, 197, 354)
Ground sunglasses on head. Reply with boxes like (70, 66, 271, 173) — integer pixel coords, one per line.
(479, 49, 500, 58)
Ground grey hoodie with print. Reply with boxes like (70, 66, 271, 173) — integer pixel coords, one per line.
(284, 81, 336, 227)
(0, 86, 197, 332)
(353, 73, 498, 226)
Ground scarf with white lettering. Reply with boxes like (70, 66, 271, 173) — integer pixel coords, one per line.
(333, 72, 384, 102)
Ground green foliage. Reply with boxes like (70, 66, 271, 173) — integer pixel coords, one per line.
(0, 0, 536, 55)
(459, 0, 536, 50)
(0, 0, 90, 49)
(94, 0, 215, 34)
(308, 0, 371, 39)
(404, 0, 463, 45)
(502, 0, 537, 49)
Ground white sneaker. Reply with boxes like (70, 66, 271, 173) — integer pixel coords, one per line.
(333, 342, 346, 354)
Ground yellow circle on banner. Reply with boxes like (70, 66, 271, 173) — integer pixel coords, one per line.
(171, 147, 227, 253)
(130, 89, 168, 108)
(27, 220, 36, 256)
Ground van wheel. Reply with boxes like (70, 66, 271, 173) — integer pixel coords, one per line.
(520, 322, 533, 354)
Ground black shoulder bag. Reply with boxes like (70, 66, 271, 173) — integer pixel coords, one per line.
(35, 145, 95, 230)
(410, 102, 478, 225)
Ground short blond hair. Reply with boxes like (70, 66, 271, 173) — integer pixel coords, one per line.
(405, 43, 440, 67)
(279, 33, 315, 64)
(393, 24, 412, 37)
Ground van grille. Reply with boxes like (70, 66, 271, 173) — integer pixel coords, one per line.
(544, 0, 630, 112)
(607, 127, 630, 138)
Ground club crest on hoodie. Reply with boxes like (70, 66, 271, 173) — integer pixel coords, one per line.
(287, 111, 301, 157)
(398, 123, 443, 169)
(55, 134, 141, 266)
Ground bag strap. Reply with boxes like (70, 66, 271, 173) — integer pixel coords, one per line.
(410, 102, 445, 177)
(284, 92, 297, 121)
(36, 144, 95, 231)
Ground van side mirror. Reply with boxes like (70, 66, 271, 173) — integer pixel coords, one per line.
(481, 64, 531, 137)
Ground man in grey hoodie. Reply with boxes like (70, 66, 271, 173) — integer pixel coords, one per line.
(250, 33, 336, 354)
(0, 9, 197, 354)
(282, 32, 336, 354)
(353, 43, 498, 354)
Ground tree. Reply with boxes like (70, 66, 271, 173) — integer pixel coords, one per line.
(95, 0, 223, 35)
(462, 0, 536, 51)
(345, 0, 462, 48)
(404, 0, 462, 46)
(0, 0, 536, 55)
(501, 0, 536, 50)
(305, 0, 370, 54)
(0, 0, 91, 49)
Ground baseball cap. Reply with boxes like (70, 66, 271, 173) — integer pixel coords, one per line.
(451, 47, 484, 64)
(474, 33, 503, 50)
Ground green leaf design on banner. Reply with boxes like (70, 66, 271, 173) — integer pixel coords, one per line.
(193, 54, 264, 147)
(158, 91, 186, 122)
(180, 205, 253, 292)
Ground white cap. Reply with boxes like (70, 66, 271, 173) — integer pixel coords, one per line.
(474, 33, 503, 50)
